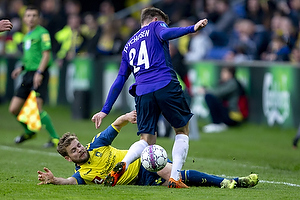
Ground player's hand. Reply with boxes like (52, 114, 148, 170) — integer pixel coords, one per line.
(194, 19, 208, 32)
(0, 19, 13, 32)
(126, 110, 137, 124)
(11, 67, 23, 79)
(33, 72, 43, 89)
(91, 111, 107, 129)
(37, 167, 54, 185)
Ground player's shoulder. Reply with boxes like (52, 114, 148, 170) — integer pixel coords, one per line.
(152, 21, 168, 28)
(36, 25, 50, 34)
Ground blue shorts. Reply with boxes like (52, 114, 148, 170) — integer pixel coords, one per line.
(135, 159, 172, 186)
(135, 81, 193, 135)
(135, 165, 165, 186)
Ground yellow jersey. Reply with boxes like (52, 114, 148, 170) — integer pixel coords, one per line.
(72, 125, 141, 185)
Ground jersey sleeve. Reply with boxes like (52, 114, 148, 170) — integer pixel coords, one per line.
(87, 125, 119, 150)
(40, 30, 52, 51)
(71, 171, 86, 185)
(155, 22, 195, 41)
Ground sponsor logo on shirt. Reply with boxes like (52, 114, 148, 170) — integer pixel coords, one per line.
(42, 33, 50, 42)
(92, 176, 104, 184)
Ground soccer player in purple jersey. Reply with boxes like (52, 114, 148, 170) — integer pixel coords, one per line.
(91, 7, 208, 188)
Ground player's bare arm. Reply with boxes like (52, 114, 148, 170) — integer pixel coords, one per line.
(0, 19, 13, 32)
(194, 19, 208, 32)
(11, 67, 23, 79)
(112, 110, 137, 131)
(33, 50, 50, 89)
(91, 111, 107, 129)
(37, 167, 77, 185)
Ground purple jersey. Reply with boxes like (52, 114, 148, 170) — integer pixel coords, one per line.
(101, 21, 195, 114)
(120, 21, 176, 96)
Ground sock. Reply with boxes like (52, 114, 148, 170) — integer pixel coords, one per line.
(170, 134, 189, 181)
(40, 111, 60, 139)
(181, 170, 225, 187)
(122, 139, 148, 170)
(15, 116, 35, 135)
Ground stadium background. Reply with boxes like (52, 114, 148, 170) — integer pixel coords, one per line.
(0, 0, 300, 129)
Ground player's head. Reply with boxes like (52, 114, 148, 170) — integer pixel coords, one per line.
(57, 132, 90, 165)
(23, 5, 40, 29)
(140, 7, 170, 26)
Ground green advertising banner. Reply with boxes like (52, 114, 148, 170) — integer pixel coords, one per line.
(73, 57, 92, 90)
(0, 58, 7, 97)
(236, 67, 250, 92)
(262, 65, 294, 127)
(190, 62, 218, 119)
(48, 64, 59, 106)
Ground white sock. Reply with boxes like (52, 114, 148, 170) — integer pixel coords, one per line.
(170, 134, 189, 181)
(122, 139, 148, 170)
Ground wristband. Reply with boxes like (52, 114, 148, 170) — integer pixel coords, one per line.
(36, 69, 43, 74)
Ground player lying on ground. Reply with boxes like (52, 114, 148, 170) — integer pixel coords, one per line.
(37, 111, 258, 188)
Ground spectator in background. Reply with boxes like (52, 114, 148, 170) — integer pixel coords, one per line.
(155, 0, 192, 25)
(63, 0, 81, 16)
(120, 16, 140, 44)
(279, 16, 297, 50)
(244, 0, 266, 25)
(94, 20, 123, 56)
(184, 20, 213, 63)
(198, 66, 247, 133)
(261, 35, 291, 61)
(55, 14, 86, 63)
(205, 0, 237, 60)
(97, 0, 115, 26)
(225, 19, 258, 62)
(40, 0, 65, 56)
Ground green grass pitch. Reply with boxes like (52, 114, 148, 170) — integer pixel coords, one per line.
(0, 103, 300, 200)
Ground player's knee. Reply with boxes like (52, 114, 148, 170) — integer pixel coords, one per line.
(140, 134, 156, 145)
(174, 124, 189, 136)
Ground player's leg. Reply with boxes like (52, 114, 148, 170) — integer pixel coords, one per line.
(181, 170, 236, 188)
(293, 124, 300, 148)
(104, 92, 160, 186)
(9, 73, 37, 143)
(36, 97, 59, 147)
(9, 96, 37, 143)
(156, 81, 192, 188)
(168, 124, 190, 188)
(36, 70, 60, 147)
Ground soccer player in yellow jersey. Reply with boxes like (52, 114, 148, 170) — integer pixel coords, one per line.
(37, 111, 258, 188)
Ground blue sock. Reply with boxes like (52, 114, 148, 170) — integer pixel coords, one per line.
(181, 170, 225, 187)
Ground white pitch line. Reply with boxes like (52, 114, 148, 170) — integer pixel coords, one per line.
(0, 145, 59, 157)
(2, 145, 300, 188)
(259, 180, 300, 187)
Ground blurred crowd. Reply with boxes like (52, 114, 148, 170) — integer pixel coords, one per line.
(1, 0, 300, 64)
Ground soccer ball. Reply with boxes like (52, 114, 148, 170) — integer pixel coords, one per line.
(141, 144, 168, 172)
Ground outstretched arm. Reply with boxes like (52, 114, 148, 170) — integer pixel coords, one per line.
(112, 110, 137, 131)
(37, 167, 77, 185)
(159, 19, 208, 41)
